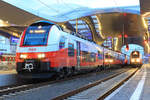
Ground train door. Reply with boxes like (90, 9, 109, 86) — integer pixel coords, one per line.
(102, 48, 105, 66)
(76, 41, 81, 69)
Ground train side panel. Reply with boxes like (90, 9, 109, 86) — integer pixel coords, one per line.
(15, 21, 126, 78)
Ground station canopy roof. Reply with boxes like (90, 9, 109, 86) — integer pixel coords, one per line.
(2, 0, 140, 22)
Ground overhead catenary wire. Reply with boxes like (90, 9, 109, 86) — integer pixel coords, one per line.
(37, 0, 60, 13)
(37, 0, 69, 20)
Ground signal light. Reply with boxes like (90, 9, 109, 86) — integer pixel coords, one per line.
(144, 40, 147, 44)
(125, 44, 129, 51)
(124, 34, 128, 38)
(119, 35, 122, 38)
(123, 13, 127, 16)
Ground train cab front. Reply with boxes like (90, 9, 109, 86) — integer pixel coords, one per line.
(15, 21, 56, 78)
(130, 51, 142, 67)
(16, 53, 55, 78)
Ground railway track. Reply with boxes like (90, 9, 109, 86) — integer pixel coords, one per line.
(52, 68, 139, 100)
(0, 67, 133, 99)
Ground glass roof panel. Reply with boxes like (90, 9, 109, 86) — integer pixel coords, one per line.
(121, 44, 144, 57)
(3, 0, 140, 22)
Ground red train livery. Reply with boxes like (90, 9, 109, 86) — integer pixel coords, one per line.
(16, 21, 126, 78)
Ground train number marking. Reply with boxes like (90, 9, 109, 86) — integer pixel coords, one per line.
(28, 48, 36, 51)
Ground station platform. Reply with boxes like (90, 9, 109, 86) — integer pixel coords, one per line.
(0, 64, 16, 74)
(105, 64, 149, 100)
(0, 69, 16, 74)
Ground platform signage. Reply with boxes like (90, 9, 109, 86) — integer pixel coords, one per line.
(10, 37, 19, 45)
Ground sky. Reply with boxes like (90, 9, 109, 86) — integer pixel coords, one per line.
(2, 0, 140, 22)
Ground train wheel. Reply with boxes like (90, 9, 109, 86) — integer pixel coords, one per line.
(58, 69, 65, 78)
(96, 65, 101, 72)
(69, 66, 75, 76)
(67, 68, 72, 77)
(59, 67, 68, 78)
(102, 65, 105, 70)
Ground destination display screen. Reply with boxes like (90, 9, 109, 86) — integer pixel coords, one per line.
(29, 30, 46, 34)
(23, 25, 51, 46)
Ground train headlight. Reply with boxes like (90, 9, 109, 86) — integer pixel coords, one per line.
(20, 54, 27, 59)
(105, 59, 108, 62)
(136, 59, 140, 62)
(131, 59, 135, 62)
(109, 59, 113, 63)
(38, 53, 45, 59)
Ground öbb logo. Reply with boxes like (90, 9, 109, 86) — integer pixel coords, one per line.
(28, 48, 36, 51)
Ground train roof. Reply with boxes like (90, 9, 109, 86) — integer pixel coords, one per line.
(131, 51, 140, 53)
(30, 20, 55, 26)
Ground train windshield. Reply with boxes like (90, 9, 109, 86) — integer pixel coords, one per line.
(105, 54, 113, 59)
(132, 54, 139, 58)
(131, 52, 139, 58)
(23, 23, 52, 46)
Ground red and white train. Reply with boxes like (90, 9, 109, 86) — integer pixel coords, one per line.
(0, 54, 15, 65)
(130, 51, 142, 67)
(16, 21, 126, 78)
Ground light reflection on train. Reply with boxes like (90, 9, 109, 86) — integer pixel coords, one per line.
(130, 51, 142, 67)
(104, 52, 126, 66)
(16, 21, 127, 78)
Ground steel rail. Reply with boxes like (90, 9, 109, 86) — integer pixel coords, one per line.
(0, 67, 125, 97)
(52, 69, 132, 100)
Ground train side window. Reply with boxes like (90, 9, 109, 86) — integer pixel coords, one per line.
(90, 53, 96, 62)
(68, 43, 74, 57)
(82, 51, 88, 62)
(98, 51, 103, 59)
(59, 37, 65, 49)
